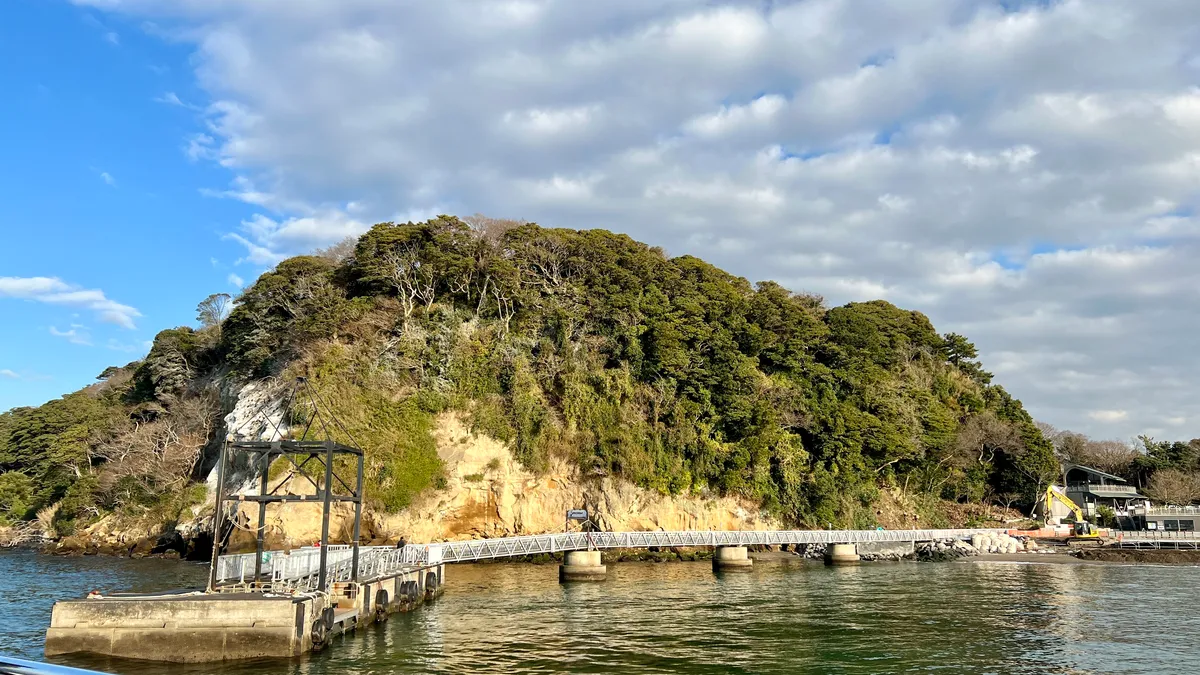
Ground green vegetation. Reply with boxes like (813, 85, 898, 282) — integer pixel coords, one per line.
(1, 216, 1072, 533)
(1046, 428, 1200, 505)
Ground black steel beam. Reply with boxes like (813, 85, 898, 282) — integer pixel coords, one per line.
(224, 494, 361, 503)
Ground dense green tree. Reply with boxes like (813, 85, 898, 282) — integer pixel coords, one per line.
(0, 471, 34, 523)
(2, 217, 1068, 530)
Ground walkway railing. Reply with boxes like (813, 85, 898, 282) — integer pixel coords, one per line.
(1141, 505, 1200, 516)
(1112, 531, 1200, 550)
(213, 528, 1004, 591)
(423, 528, 1002, 563)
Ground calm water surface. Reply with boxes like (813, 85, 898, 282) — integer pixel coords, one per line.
(4, 550, 1199, 674)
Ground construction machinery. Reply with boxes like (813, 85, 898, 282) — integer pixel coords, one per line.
(1045, 485, 1101, 541)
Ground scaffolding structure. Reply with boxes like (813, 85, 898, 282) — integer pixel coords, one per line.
(206, 378, 366, 594)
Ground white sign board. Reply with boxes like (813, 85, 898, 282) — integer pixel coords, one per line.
(425, 544, 443, 564)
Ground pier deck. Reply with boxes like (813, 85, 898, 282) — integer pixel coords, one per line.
(46, 527, 1007, 663)
(45, 562, 445, 663)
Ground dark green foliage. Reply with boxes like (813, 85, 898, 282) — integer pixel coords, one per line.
(825, 300, 942, 370)
(306, 217, 1055, 523)
(129, 327, 205, 404)
(941, 332, 992, 384)
(222, 256, 357, 375)
(1121, 436, 1200, 491)
(0, 389, 126, 516)
(1, 216, 1059, 529)
(0, 471, 34, 523)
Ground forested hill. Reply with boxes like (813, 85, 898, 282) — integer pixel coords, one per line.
(1, 216, 1062, 536)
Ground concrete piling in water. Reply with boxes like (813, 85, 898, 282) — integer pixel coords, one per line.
(559, 550, 606, 582)
(825, 543, 860, 565)
(712, 545, 753, 572)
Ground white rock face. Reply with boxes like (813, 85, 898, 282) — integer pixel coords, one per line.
(224, 380, 292, 443)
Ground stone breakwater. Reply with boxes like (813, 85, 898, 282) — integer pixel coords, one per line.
(916, 533, 1044, 561)
(784, 533, 1048, 563)
(791, 542, 915, 562)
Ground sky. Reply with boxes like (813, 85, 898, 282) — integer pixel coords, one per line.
(2, 0, 1198, 443)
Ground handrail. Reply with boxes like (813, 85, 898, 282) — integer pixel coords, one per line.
(1119, 531, 1200, 540)
(1141, 506, 1200, 515)
(1065, 482, 1140, 493)
(214, 528, 1006, 591)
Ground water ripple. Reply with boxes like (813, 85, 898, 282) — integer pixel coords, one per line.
(4, 551, 1200, 674)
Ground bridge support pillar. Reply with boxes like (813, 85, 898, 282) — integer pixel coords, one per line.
(560, 550, 606, 582)
(712, 546, 753, 572)
(825, 543, 860, 565)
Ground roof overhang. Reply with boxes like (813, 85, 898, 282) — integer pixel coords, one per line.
(1088, 489, 1144, 499)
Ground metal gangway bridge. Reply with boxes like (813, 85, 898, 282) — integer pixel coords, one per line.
(214, 527, 1008, 593)
(209, 438, 1200, 597)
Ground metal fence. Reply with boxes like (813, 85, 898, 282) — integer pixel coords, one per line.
(214, 543, 426, 592)
(1113, 530, 1200, 549)
(1141, 505, 1200, 516)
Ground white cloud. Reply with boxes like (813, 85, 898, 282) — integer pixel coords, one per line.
(684, 94, 787, 137)
(0, 277, 70, 295)
(227, 272, 245, 287)
(1089, 410, 1130, 423)
(104, 31, 119, 45)
(50, 326, 93, 346)
(224, 210, 370, 264)
(0, 369, 19, 379)
(81, 0, 1200, 440)
(155, 91, 185, 106)
(0, 276, 140, 328)
(185, 133, 218, 161)
(106, 338, 149, 354)
(100, 171, 116, 187)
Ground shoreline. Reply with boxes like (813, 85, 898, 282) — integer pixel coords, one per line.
(15, 539, 1200, 567)
(967, 550, 1200, 565)
(965, 552, 1093, 565)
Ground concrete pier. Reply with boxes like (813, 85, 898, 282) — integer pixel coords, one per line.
(559, 550, 606, 582)
(712, 545, 753, 572)
(825, 543, 861, 565)
(45, 563, 444, 663)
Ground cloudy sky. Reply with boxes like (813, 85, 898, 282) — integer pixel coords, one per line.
(3, 0, 1198, 442)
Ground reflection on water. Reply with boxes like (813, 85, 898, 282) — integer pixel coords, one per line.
(4, 550, 1200, 674)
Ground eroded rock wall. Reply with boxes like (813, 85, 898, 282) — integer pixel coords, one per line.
(242, 412, 778, 548)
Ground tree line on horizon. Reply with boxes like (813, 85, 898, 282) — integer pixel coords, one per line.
(1039, 425, 1200, 506)
(2, 215, 1190, 536)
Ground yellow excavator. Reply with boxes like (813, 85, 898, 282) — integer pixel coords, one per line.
(1045, 485, 1101, 540)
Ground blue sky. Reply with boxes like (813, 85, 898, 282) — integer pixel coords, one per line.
(2, 0, 1199, 440)
(0, 0, 257, 410)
